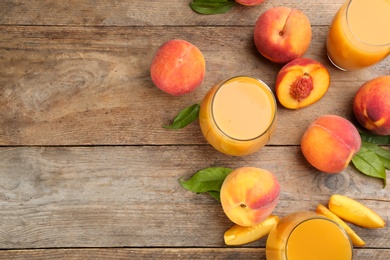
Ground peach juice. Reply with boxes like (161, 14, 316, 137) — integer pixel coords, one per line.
(326, 0, 390, 71)
(266, 211, 353, 260)
(199, 76, 277, 156)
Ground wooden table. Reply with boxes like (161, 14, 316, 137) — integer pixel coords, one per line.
(0, 0, 389, 259)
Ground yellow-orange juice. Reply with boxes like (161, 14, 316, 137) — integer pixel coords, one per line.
(326, 0, 390, 71)
(199, 76, 276, 156)
(266, 211, 353, 260)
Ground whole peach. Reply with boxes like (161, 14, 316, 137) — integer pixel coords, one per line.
(220, 167, 280, 227)
(353, 76, 390, 135)
(301, 115, 361, 174)
(275, 58, 330, 109)
(253, 7, 312, 64)
(150, 39, 206, 96)
(236, 0, 265, 6)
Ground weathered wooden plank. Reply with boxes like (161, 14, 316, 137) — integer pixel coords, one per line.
(1, 248, 390, 260)
(0, 146, 388, 248)
(1, 25, 388, 146)
(1, 0, 389, 258)
(0, 0, 344, 27)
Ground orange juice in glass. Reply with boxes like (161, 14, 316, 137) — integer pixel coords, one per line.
(199, 76, 276, 156)
(326, 0, 390, 71)
(266, 211, 353, 260)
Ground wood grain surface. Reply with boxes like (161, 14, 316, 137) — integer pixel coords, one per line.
(0, 0, 389, 259)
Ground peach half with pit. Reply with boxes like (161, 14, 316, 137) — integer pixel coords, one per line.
(301, 115, 361, 174)
(236, 0, 265, 6)
(353, 75, 390, 135)
(275, 58, 330, 109)
(254, 6, 312, 64)
(220, 167, 280, 227)
(150, 39, 206, 96)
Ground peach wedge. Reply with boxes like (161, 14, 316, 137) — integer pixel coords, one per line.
(328, 194, 386, 228)
(316, 204, 365, 246)
(224, 215, 280, 246)
(275, 58, 330, 109)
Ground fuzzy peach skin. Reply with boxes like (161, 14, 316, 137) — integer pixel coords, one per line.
(275, 58, 330, 109)
(353, 76, 390, 135)
(220, 167, 280, 227)
(301, 115, 361, 174)
(236, 0, 265, 6)
(253, 6, 312, 64)
(150, 39, 206, 96)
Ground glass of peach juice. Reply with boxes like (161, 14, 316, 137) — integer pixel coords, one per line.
(199, 76, 276, 156)
(326, 0, 390, 71)
(266, 211, 353, 260)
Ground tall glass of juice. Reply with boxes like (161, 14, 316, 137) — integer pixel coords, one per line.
(326, 0, 390, 71)
(266, 211, 353, 260)
(199, 76, 277, 156)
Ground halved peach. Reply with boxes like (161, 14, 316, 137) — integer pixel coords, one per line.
(275, 58, 330, 109)
(224, 215, 280, 245)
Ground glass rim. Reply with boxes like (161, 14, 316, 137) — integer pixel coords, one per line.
(285, 216, 353, 260)
(210, 75, 277, 142)
(345, 0, 390, 47)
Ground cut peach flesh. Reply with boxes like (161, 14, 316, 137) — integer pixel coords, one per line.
(224, 215, 280, 245)
(316, 204, 365, 246)
(277, 65, 330, 109)
(328, 194, 386, 228)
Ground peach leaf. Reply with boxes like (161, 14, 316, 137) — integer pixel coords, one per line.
(164, 103, 200, 129)
(180, 167, 233, 201)
(352, 141, 389, 188)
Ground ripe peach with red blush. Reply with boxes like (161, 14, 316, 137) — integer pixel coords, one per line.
(220, 167, 280, 227)
(301, 115, 361, 174)
(276, 58, 330, 109)
(236, 0, 265, 6)
(353, 76, 390, 135)
(253, 7, 312, 64)
(150, 39, 206, 96)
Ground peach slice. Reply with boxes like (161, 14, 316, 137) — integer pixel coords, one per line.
(328, 194, 386, 228)
(275, 58, 330, 109)
(316, 204, 365, 246)
(224, 215, 280, 245)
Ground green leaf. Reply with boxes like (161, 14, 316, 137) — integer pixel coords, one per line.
(359, 130, 390, 145)
(207, 191, 221, 202)
(164, 103, 200, 129)
(180, 167, 233, 201)
(352, 142, 388, 187)
(190, 0, 235, 15)
(361, 142, 390, 169)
